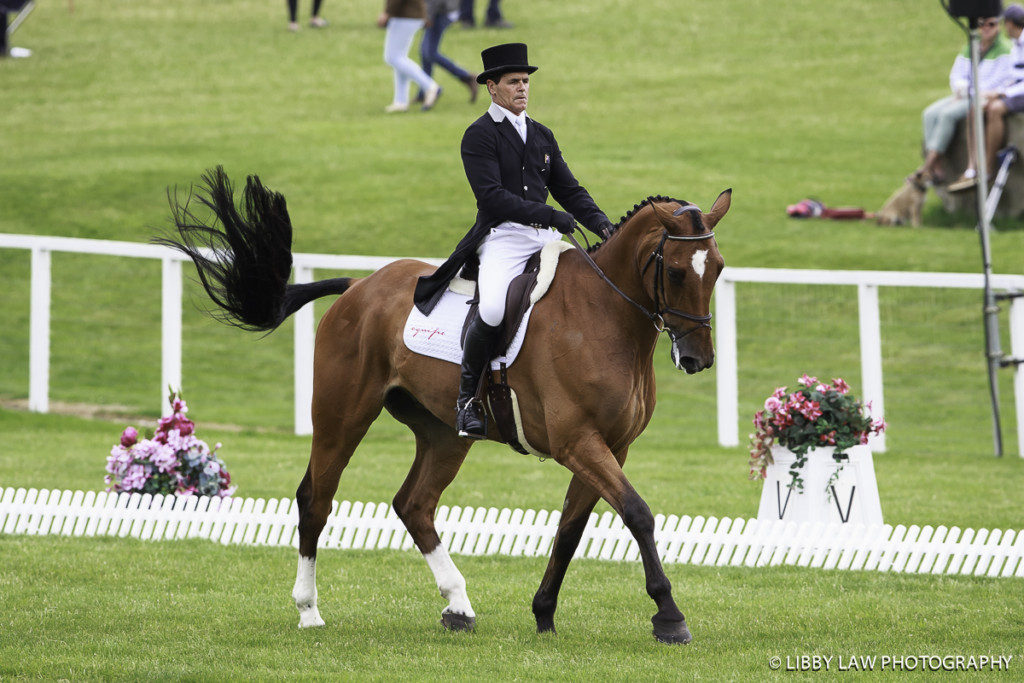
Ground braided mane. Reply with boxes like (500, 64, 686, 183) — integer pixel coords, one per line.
(586, 195, 695, 253)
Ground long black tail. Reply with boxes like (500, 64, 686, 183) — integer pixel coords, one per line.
(155, 166, 352, 332)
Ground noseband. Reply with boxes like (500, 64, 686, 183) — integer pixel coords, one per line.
(567, 204, 716, 338)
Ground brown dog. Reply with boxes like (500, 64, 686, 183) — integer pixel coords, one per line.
(875, 169, 929, 227)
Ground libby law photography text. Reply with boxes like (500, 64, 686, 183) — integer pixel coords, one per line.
(769, 654, 1013, 672)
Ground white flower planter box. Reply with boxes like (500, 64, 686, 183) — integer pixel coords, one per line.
(756, 444, 883, 525)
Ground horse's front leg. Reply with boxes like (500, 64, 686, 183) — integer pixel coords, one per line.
(553, 433, 691, 644)
(532, 474, 601, 634)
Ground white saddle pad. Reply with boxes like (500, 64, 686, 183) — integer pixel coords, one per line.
(403, 241, 571, 369)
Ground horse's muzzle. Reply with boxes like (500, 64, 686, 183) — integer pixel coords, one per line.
(670, 341, 714, 374)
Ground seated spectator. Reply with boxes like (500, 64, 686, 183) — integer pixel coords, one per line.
(921, 15, 1011, 185)
(950, 4, 1024, 190)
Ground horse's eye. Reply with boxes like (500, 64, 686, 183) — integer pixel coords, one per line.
(666, 268, 686, 285)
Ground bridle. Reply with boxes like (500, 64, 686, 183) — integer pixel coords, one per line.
(567, 204, 716, 340)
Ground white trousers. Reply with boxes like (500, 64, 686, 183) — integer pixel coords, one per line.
(476, 223, 562, 327)
(384, 18, 436, 106)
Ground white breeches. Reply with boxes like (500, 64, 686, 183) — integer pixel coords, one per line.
(476, 223, 562, 327)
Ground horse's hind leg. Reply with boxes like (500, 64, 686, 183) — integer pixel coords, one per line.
(385, 389, 476, 631)
(292, 377, 384, 628)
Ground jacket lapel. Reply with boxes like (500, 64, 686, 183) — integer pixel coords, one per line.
(496, 117, 526, 156)
(523, 118, 541, 158)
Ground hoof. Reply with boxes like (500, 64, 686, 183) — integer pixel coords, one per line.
(535, 616, 556, 635)
(440, 610, 476, 632)
(652, 619, 692, 645)
(297, 606, 325, 629)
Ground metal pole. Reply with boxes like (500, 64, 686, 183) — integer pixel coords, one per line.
(968, 24, 1004, 456)
(7, 1, 35, 35)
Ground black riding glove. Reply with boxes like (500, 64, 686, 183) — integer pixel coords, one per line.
(596, 220, 614, 239)
(550, 211, 577, 235)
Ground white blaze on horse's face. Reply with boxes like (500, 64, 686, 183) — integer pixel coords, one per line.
(691, 250, 708, 279)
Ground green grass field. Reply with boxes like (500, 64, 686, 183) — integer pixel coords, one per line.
(2, 0, 1024, 678)
(1, 536, 1022, 680)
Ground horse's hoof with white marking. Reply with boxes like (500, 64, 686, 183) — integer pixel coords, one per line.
(297, 606, 325, 628)
(652, 618, 692, 644)
(440, 610, 476, 631)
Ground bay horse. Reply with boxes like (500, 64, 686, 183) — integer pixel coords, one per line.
(160, 167, 730, 644)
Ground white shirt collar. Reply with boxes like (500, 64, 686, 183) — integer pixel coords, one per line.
(487, 101, 529, 127)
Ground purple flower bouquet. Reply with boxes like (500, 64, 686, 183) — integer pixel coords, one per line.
(105, 391, 235, 498)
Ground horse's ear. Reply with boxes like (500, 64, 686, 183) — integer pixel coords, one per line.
(702, 189, 732, 229)
(650, 201, 677, 229)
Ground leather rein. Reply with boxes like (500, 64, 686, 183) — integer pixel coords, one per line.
(566, 204, 715, 340)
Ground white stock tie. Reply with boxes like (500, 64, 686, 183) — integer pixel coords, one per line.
(513, 116, 526, 143)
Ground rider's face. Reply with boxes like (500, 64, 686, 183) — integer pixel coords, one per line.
(489, 72, 530, 115)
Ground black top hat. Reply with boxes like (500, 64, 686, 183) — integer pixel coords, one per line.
(476, 43, 538, 85)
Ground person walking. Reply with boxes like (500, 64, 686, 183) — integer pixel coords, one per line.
(420, 0, 479, 102)
(458, 0, 512, 29)
(287, 0, 327, 31)
(380, 0, 442, 112)
(413, 43, 614, 439)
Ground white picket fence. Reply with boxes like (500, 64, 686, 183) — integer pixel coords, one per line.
(2, 487, 1022, 578)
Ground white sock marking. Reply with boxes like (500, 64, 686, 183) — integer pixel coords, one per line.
(293, 555, 325, 628)
(692, 249, 708, 279)
(423, 545, 476, 617)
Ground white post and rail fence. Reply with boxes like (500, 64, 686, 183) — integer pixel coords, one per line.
(2, 233, 1023, 456)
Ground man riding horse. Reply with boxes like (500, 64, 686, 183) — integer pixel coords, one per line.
(161, 41, 729, 641)
(413, 42, 615, 440)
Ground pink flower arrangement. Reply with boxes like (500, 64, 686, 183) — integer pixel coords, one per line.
(748, 375, 885, 492)
(105, 390, 235, 498)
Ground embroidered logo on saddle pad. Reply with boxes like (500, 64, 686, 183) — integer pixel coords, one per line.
(402, 240, 571, 369)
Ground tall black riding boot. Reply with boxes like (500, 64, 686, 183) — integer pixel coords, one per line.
(455, 313, 501, 439)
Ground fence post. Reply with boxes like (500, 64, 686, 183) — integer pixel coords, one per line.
(716, 278, 739, 447)
(29, 247, 51, 413)
(1009, 293, 1024, 457)
(858, 283, 886, 452)
(293, 265, 315, 436)
(161, 258, 182, 416)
